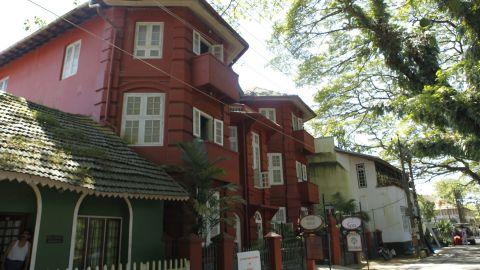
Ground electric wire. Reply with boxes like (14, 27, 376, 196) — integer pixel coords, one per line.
(24, 0, 315, 151)
(150, 0, 291, 93)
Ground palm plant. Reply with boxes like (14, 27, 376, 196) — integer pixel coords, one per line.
(177, 140, 244, 239)
(330, 192, 370, 223)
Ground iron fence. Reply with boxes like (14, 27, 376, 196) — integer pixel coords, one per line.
(202, 242, 218, 270)
(281, 237, 306, 270)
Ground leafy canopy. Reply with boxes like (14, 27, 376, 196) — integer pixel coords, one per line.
(268, 0, 480, 184)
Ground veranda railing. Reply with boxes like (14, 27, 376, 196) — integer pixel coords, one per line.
(58, 258, 190, 270)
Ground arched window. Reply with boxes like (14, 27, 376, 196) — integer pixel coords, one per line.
(254, 211, 263, 239)
(234, 214, 241, 250)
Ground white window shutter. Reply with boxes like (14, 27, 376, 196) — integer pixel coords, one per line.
(193, 108, 201, 137)
(268, 154, 274, 184)
(193, 31, 201, 55)
(296, 161, 302, 181)
(211, 44, 224, 62)
(292, 114, 297, 130)
(229, 126, 238, 152)
(298, 117, 303, 130)
(214, 119, 224, 146)
(302, 164, 307, 181)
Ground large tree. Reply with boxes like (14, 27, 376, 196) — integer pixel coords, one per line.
(266, 0, 480, 184)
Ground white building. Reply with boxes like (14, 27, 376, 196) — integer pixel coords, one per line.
(309, 137, 413, 250)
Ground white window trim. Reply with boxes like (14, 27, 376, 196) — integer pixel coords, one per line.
(272, 207, 286, 224)
(134, 22, 164, 59)
(121, 93, 165, 146)
(192, 30, 224, 62)
(62, 40, 81, 80)
(193, 107, 224, 144)
(302, 164, 308, 181)
(229, 126, 238, 152)
(259, 108, 276, 123)
(356, 163, 367, 188)
(252, 132, 260, 170)
(214, 119, 224, 146)
(268, 153, 284, 185)
(0, 76, 9, 92)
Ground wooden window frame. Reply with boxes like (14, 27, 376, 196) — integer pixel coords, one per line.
(229, 126, 238, 152)
(356, 163, 367, 188)
(268, 153, 284, 185)
(134, 22, 164, 59)
(62, 40, 81, 80)
(121, 93, 165, 146)
(192, 30, 224, 62)
(259, 108, 276, 123)
(75, 215, 122, 269)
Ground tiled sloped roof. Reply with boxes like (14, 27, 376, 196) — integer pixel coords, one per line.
(0, 93, 188, 201)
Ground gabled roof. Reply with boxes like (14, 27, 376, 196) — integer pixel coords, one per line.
(241, 87, 316, 121)
(0, 92, 188, 201)
(335, 148, 402, 174)
(0, 0, 249, 67)
(0, 3, 98, 68)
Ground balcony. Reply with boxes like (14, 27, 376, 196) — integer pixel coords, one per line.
(293, 129, 315, 153)
(298, 181, 320, 204)
(205, 142, 240, 185)
(191, 53, 241, 102)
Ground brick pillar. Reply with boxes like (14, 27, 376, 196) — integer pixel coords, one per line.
(213, 233, 235, 270)
(328, 215, 342, 265)
(265, 232, 282, 270)
(178, 234, 203, 270)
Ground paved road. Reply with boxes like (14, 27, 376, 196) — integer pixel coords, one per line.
(318, 243, 480, 270)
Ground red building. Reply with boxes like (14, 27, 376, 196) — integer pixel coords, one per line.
(0, 0, 318, 248)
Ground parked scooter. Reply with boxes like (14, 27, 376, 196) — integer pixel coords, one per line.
(378, 246, 396, 260)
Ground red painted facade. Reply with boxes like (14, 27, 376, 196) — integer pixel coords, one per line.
(0, 1, 318, 248)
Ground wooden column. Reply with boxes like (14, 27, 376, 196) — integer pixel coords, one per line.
(328, 215, 342, 265)
(213, 233, 235, 270)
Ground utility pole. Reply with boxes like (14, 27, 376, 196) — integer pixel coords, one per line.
(406, 157, 427, 251)
(397, 137, 419, 257)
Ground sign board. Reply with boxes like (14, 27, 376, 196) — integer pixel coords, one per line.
(346, 231, 362, 252)
(306, 235, 324, 260)
(46, 235, 63, 244)
(341, 217, 362, 230)
(237, 250, 262, 270)
(300, 215, 323, 231)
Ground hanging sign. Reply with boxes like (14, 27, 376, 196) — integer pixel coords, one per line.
(346, 231, 362, 252)
(237, 251, 262, 270)
(341, 217, 362, 230)
(300, 215, 323, 231)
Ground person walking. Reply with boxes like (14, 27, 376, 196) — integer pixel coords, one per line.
(2, 231, 31, 270)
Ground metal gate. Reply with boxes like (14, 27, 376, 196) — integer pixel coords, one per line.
(281, 237, 306, 270)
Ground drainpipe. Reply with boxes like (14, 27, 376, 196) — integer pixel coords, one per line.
(89, 0, 119, 130)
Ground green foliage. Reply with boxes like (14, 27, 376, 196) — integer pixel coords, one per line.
(418, 195, 436, 222)
(330, 192, 370, 223)
(267, 0, 480, 184)
(23, 16, 47, 32)
(32, 111, 60, 127)
(434, 179, 468, 206)
(177, 140, 245, 238)
(436, 219, 453, 245)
